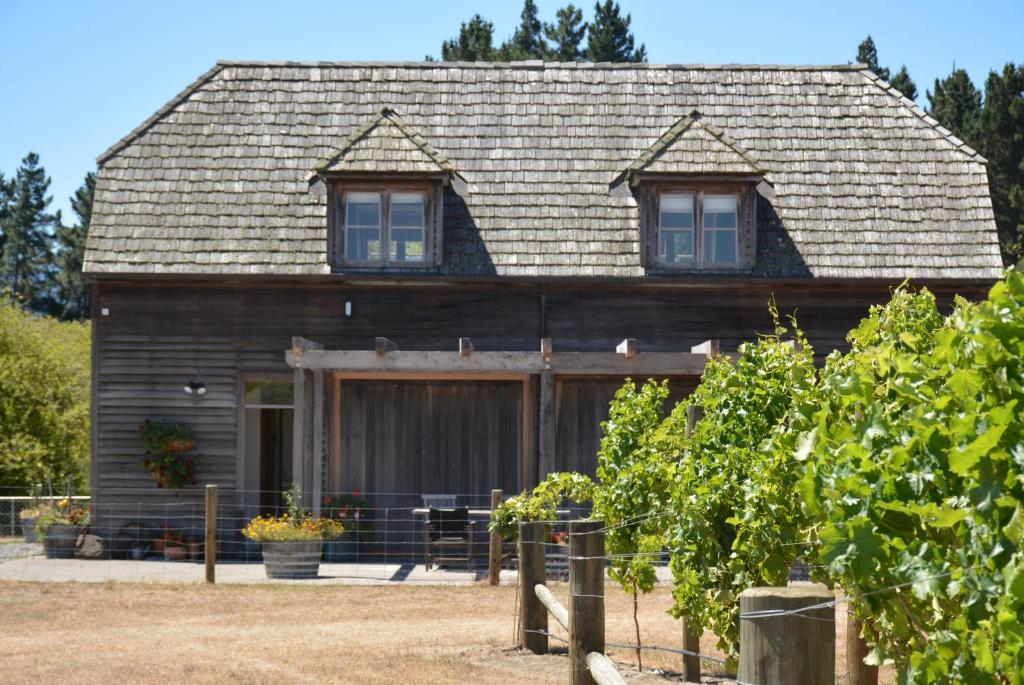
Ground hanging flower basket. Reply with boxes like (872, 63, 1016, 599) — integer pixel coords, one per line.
(139, 420, 200, 489)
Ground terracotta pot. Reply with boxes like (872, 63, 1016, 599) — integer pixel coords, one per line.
(188, 542, 203, 560)
(261, 540, 323, 579)
(43, 525, 82, 559)
(163, 439, 196, 453)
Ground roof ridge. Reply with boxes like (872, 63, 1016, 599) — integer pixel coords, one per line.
(314, 107, 455, 176)
(857, 70, 987, 164)
(624, 110, 764, 178)
(216, 58, 869, 72)
(97, 63, 228, 165)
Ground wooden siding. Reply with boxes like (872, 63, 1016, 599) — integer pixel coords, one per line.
(91, 279, 987, 530)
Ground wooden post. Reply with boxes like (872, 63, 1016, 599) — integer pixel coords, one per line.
(569, 519, 604, 685)
(538, 371, 555, 479)
(846, 613, 879, 685)
(680, 616, 701, 682)
(204, 484, 217, 584)
(489, 489, 503, 585)
(519, 521, 548, 654)
(738, 586, 835, 685)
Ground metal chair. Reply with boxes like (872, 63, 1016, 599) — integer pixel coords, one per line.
(424, 506, 475, 570)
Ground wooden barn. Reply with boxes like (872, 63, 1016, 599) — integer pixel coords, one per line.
(83, 61, 1002, 547)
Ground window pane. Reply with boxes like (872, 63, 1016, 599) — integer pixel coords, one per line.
(245, 381, 294, 406)
(704, 195, 737, 229)
(660, 229, 694, 264)
(705, 229, 737, 264)
(390, 192, 425, 228)
(660, 193, 694, 229)
(346, 192, 380, 226)
(390, 227, 425, 262)
(346, 226, 381, 261)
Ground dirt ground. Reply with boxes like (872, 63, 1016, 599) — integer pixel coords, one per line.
(0, 580, 891, 684)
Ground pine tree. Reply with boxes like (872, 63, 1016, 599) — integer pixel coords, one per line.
(498, 0, 550, 61)
(889, 65, 918, 101)
(53, 171, 95, 320)
(585, 0, 646, 63)
(0, 173, 12, 262)
(856, 35, 890, 80)
(545, 4, 587, 61)
(441, 14, 497, 61)
(0, 153, 57, 312)
(977, 63, 1024, 266)
(927, 68, 983, 146)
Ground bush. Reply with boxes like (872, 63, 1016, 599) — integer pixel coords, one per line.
(0, 303, 90, 492)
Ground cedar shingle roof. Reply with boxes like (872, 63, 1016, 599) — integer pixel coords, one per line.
(624, 110, 764, 178)
(84, 61, 1003, 280)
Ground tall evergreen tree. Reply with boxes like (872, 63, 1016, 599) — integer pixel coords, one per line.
(0, 173, 13, 262)
(856, 35, 890, 80)
(53, 171, 95, 320)
(545, 4, 587, 61)
(927, 67, 983, 145)
(889, 65, 918, 101)
(585, 1, 646, 62)
(0, 153, 56, 312)
(855, 35, 918, 100)
(499, 0, 550, 61)
(978, 63, 1024, 266)
(441, 14, 497, 61)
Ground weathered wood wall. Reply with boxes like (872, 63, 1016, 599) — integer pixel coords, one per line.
(91, 279, 987, 535)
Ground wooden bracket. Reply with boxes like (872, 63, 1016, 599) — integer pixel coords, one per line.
(540, 337, 553, 360)
(291, 336, 324, 358)
(615, 338, 636, 359)
(375, 337, 398, 356)
(690, 339, 721, 357)
(459, 337, 474, 357)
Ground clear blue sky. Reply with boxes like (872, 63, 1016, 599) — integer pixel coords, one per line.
(1, 0, 1021, 220)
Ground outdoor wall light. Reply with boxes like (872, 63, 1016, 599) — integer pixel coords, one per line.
(184, 381, 206, 396)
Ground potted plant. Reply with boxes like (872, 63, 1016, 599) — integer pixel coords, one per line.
(242, 484, 345, 579)
(546, 530, 569, 579)
(138, 420, 199, 489)
(322, 491, 373, 562)
(20, 507, 41, 543)
(36, 499, 91, 559)
(154, 526, 188, 561)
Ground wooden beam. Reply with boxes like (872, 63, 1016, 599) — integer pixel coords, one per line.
(535, 583, 569, 631)
(615, 338, 637, 359)
(292, 336, 324, 358)
(289, 350, 713, 376)
(291, 367, 306, 496)
(375, 337, 398, 356)
(690, 339, 720, 356)
(311, 369, 324, 516)
(459, 337, 473, 357)
(587, 653, 626, 685)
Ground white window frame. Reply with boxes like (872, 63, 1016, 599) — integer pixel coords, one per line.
(646, 184, 751, 271)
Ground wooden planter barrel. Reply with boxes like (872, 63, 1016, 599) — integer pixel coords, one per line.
(261, 540, 323, 579)
(43, 525, 83, 559)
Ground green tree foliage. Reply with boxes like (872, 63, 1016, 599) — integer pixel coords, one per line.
(498, 0, 550, 61)
(666, 317, 818, 661)
(0, 153, 57, 314)
(0, 303, 91, 492)
(0, 172, 13, 258)
(489, 471, 594, 540)
(978, 64, 1024, 266)
(585, 0, 646, 63)
(544, 4, 587, 61)
(801, 274, 1024, 683)
(856, 35, 918, 100)
(53, 171, 95, 321)
(441, 14, 497, 61)
(927, 67, 983, 145)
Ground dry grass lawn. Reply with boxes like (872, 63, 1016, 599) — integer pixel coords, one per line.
(0, 580, 891, 684)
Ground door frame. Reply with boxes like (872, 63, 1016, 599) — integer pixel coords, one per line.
(236, 372, 296, 514)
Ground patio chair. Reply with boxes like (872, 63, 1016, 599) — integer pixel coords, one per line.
(424, 506, 475, 571)
(421, 494, 458, 509)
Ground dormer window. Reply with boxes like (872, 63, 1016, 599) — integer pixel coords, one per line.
(328, 180, 442, 270)
(344, 190, 427, 265)
(644, 183, 753, 271)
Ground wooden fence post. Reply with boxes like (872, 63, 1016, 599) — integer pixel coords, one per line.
(846, 613, 879, 685)
(738, 586, 835, 685)
(569, 519, 604, 685)
(519, 521, 548, 654)
(489, 489, 503, 585)
(680, 616, 701, 682)
(204, 484, 217, 584)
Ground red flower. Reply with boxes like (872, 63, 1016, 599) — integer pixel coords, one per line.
(353, 489, 361, 497)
